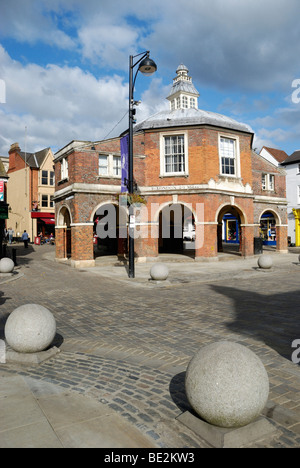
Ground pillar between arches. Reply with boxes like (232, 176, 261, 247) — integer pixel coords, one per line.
(195, 223, 218, 260)
(70, 223, 95, 268)
(240, 225, 254, 257)
(276, 225, 288, 253)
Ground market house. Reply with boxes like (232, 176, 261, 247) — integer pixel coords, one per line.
(53, 65, 288, 268)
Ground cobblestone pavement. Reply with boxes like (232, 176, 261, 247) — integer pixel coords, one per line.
(0, 244, 299, 448)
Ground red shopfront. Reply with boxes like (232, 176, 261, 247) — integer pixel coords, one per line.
(31, 212, 55, 238)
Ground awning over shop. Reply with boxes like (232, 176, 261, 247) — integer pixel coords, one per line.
(31, 211, 55, 218)
(40, 218, 55, 225)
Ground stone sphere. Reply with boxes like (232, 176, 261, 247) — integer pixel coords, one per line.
(150, 263, 169, 281)
(0, 257, 14, 273)
(5, 304, 56, 353)
(258, 255, 273, 269)
(185, 341, 269, 428)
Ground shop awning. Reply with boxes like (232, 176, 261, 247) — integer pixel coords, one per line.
(40, 218, 55, 225)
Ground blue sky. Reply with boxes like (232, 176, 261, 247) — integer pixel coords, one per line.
(0, 0, 300, 156)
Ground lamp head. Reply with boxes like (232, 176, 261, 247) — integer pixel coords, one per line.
(138, 56, 157, 76)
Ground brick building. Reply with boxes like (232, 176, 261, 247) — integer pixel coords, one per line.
(7, 143, 55, 242)
(53, 65, 288, 268)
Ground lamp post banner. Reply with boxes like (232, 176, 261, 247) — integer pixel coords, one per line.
(120, 134, 129, 193)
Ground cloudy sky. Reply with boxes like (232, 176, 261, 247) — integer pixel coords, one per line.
(0, 0, 300, 157)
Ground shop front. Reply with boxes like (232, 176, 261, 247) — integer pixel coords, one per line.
(260, 212, 276, 246)
(31, 211, 55, 240)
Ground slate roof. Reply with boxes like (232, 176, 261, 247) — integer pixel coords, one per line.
(133, 107, 253, 134)
(19, 148, 50, 168)
(281, 150, 300, 166)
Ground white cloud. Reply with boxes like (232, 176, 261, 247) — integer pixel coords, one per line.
(0, 45, 130, 153)
(0, 45, 166, 155)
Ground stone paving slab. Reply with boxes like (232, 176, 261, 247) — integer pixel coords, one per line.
(0, 244, 299, 448)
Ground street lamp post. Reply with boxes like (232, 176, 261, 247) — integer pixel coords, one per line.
(128, 51, 157, 278)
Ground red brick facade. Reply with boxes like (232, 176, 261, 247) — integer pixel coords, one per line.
(53, 128, 288, 267)
(53, 66, 287, 267)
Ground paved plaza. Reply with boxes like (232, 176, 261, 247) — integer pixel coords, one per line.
(0, 243, 299, 448)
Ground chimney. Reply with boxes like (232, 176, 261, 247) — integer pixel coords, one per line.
(8, 142, 21, 171)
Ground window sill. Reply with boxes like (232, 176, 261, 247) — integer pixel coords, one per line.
(58, 178, 69, 185)
(159, 173, 189, 178)
(96, 175, 121, 180)
(218, 174, 241, 181)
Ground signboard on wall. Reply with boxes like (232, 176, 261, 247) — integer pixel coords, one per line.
(0, 181, 4, 202)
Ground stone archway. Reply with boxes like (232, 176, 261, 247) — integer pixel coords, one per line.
(216, 205, 246, 256)
(92, 202, 127, 258)
(158, 203, 195, 257)
(56, 206, 72, 259)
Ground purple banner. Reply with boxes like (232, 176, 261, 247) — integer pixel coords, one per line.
(120, 134, 129, 193)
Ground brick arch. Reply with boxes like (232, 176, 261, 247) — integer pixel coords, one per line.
(215, 203, 247, 225)
(57, 205, 72, 226)
(153, 200, 199, 224)
(258, 208, 282, 226)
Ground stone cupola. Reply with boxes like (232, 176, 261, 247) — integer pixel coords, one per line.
(166, 64, 200, 111)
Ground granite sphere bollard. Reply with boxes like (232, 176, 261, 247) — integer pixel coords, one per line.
(257, 254, 273, 269)
(0, 257, 14, 274)
(150, 263, 169, 281)
(5, 304, 56, 353)
(185, 341, 269, 428)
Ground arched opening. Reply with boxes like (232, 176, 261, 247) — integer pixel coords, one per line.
(217, 205, 245, 256)
(158, 203, 195, 257)
(259, 211, 278, 248)
(93, 203, 127, 258)
(57, 206, 72, 258)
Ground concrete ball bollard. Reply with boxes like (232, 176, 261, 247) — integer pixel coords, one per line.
(5, 304, 56, 353)
(150, 263, 169, 281)
(185, 341, 269, 428)
(0, 257, 14, 274)
(257, 255, 273, 269)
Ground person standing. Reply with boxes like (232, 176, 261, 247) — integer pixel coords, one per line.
(21, 230, 29, 248)
(8, 227, 14, 244)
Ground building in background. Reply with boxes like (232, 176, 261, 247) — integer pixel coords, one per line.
(259, 147, 289, 167)
(281, 150, 300, 246)
(7, 143, 55, 242)
(0, 158, 9, 255)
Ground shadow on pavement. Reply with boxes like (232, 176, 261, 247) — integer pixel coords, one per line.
(210, 285, 300, 363)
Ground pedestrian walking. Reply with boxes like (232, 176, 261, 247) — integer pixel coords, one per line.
(21, 230, 29, 248)
(8, 228, 14, 244)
